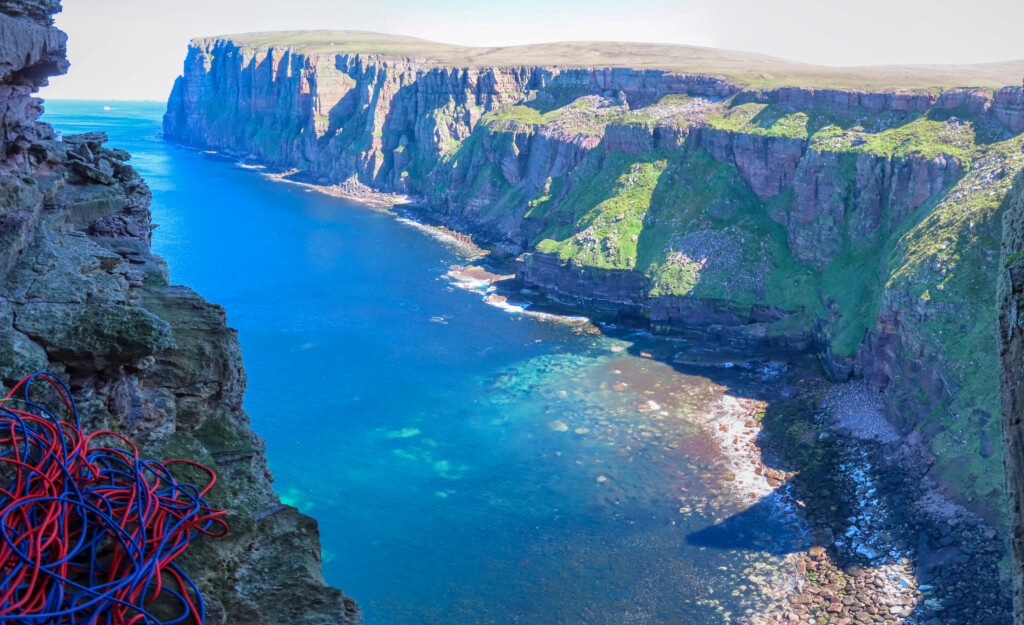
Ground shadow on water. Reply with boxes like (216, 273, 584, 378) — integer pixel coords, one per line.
(685, 495, 807, 555)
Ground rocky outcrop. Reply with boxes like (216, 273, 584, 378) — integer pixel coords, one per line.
(697, 128, 963, 264)
(1, 3, 358, 623)
(1000, 170, 1024, 624)
(517, 252, 647, 314)
(789, 150, 961, 264)
(735, 83, 1024, 132)
(699, 128, 806, 200)
(732, 87, 936, 118)
(602, 122, 690, 155)
(994, 85, 1024, 135)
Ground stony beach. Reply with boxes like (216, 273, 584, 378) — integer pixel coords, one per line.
(750, 383, 1010, 625)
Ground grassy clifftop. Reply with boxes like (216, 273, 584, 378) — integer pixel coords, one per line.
(197, 30, 1024, 90)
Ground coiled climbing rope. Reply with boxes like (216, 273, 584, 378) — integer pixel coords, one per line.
(0, 372, 227, 624)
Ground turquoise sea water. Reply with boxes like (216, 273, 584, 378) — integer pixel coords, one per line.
(42, 100, 806, 624)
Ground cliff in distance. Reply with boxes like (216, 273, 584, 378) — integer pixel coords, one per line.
(1, 5, 358, 624)
(164, 31, 1024, 534)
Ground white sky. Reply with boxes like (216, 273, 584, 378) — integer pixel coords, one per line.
(42, 0, 1024, 101)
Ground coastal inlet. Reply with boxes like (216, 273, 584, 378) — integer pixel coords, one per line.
(41, 100, 1009, 625)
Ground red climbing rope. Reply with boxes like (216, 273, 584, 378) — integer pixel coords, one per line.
(0, 372, 228, 624)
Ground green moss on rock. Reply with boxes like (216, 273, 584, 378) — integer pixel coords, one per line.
(14, 303, 175, 359)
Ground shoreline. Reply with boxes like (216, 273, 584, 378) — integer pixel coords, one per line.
(257, 165, 493, 260)
(440, 259, 1013, 624)
(183, 141, 1012, 625)
(752, 381, 1011, 624)
(236, 162, 421, 209)
(182, 144, 490, 259)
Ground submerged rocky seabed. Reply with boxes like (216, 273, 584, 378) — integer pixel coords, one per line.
(439, 262, 1012, 625)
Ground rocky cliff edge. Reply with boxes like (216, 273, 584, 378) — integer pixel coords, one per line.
(1000, 168, 1024, 622)
(0, 4, 359, 623)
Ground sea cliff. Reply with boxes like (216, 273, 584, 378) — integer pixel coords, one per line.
(1000, 168, 1024, 620)
(1, 5, 358, 623)
(164, 35, 1024, 530)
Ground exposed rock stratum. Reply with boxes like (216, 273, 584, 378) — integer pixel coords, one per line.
(0, 4, 359, 623)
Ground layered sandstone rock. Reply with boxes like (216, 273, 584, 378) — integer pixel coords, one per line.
(994, 85, 1024, 135)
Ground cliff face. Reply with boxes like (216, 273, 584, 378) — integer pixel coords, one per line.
(162, 40, 738, 189)
(1000, 170, 1024, 622)
(1, 5, 358, 623)
(164, 39, 1024, 524)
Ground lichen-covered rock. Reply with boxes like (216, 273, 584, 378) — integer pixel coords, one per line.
(0, 2, 359, 623)
(13, 302, 175, 360)
(1000, 169, 1024, 624)
(0, 306, 47, 380)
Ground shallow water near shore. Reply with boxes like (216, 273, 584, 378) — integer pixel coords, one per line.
(44, 100, 810, 624)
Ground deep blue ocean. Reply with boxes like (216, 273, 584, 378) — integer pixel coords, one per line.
(42, 100, 803, 625)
